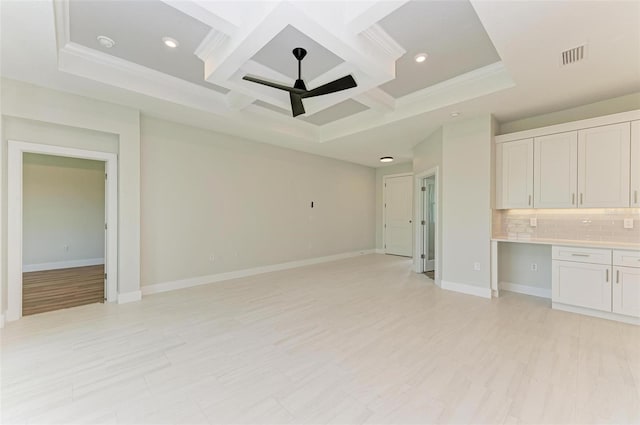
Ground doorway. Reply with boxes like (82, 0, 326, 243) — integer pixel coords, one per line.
(414, 168, 439, 283)
(7, 141, 118, 322)
(383, 173, 413, 257)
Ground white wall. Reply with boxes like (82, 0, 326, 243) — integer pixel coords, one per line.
(498, 243, 552, 294)
(375, 162, 413, 250)
(22, 153, 105, 269)
(499, 92, 640, 134)
(441, 115, 493, 291)
(1, 78, 141, 314)
(140, 117, 376, 287)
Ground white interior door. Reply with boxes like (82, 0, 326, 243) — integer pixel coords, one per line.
(384, 175, 413, 257)
(103, 169, 108, 301)
(423, 178, 435, 271)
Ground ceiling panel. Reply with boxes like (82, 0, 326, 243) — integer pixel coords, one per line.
(300, 99, 369, 126)
(69, 0, 229, 94)
(378, 0, 500, 98)
(251, 25, 344, 81)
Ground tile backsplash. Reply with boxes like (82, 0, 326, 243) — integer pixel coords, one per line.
(493, 209, 640, 244)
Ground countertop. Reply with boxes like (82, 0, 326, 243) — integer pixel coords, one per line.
(491, 237, 640, 250)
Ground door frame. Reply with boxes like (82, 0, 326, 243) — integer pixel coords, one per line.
(413, 167, 439, 282)
(7, 140, 118, 322)
(382, 172, 414, 255)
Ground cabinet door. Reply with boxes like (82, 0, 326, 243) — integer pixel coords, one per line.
(496, 139, 533, 209)
(631, 121, 640, 207)
(534, 132, 578, 208)
(578, 122, 631, 207)
(552, 261, 612, 312)
(613, 266, 640, 318)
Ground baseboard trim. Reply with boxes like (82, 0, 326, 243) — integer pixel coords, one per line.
(441, 280, 492, 299)
(142, 249, 376, 296)
(117, 290, 142, 304)
(23, 258, 104, 272)
(499, 281, 551, 299)
(552, 302, 640, 325)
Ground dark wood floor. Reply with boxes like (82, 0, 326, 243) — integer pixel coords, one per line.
(22, 265, 104, 316)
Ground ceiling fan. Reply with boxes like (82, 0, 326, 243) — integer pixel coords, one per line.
(243, 47, 357, 117)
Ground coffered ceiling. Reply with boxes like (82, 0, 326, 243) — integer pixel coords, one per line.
(1, 0, 639, 167)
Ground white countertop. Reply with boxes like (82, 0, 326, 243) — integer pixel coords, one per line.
(491, 237, 640, 250)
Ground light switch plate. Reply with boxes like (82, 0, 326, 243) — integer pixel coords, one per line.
(624, 218, 634, 229)
(529, 217, 537, 227)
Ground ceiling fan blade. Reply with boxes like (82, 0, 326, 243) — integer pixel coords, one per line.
(243, 75, 306, 94)
(290, 93, 305, 117)
(301, 75, 357, 99)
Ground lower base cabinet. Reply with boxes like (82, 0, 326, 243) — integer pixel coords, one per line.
(552, 246, 640, 322)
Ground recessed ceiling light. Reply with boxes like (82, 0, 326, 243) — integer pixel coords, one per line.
(380, 156, 394, 163)
(450, 112, 460, 117)
(162, 37, 179, 48)
(96, 35, 115, 49)
(414, 53, 428, 63)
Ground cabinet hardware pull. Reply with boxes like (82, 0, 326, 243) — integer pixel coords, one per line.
(580, 193, 583, 205)
(572, 193, 575, 205)
(616, 270, 620, 284)
(571, 253, 589, 257)
(606, 269, 609, 282)
(528, 195, 531, 206)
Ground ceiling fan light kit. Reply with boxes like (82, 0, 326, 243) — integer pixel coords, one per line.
(243, 47, 358, 117)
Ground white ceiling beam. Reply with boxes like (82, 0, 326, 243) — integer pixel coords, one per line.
(346, 0, 409, 35)
(225, 91, 255, 111)
(159, 0, 239, 35)
(354, 88, 396, 112)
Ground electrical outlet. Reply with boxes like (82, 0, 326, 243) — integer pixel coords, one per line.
(530, 217, 537, 227)
(624, 218, 634, 229)
(531, 263, 538, 272)
(473, 262, 481, 271)
(209, 254, 215, 262)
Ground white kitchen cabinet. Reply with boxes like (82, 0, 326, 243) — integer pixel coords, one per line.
(552, 259, 612, 312)
(577, 122, 630, 207)
(613, 266, 640, 318)
(631, 121, 640, 207)
(534, 131, 578, 208)
(496, 138, 533, 209)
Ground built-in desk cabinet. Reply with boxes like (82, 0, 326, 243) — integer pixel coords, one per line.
(496, 112, 638, 209)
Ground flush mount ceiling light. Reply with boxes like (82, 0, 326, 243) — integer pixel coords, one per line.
(162, 37, 179, 48)
(450, 111, 460, 117)
(380, 156, 394, 163)
(414, 53, 428, 63)
(96, 35, 115, 49)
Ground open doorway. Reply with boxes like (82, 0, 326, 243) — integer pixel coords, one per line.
(21, 153, 106, 315)
(7, 141, 118, 322)
(414, 168, 439, 283)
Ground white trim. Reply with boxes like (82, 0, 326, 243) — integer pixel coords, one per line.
(382, 173, 414, 255)
(23, 258, 105, 273)
(499, 281, 551, 299)
(142, 250, 375, 296)
(413, 168, 440, 286)
(441, 280, 492, 299)
(7, 141, 118, 322)
(552, 302, 640, 326)
(495, 110, 640, 143)
(117, 291, 142, 304)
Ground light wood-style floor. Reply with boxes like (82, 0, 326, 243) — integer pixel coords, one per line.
(22, 265, 105, 316)
(2, 254, 639, 424)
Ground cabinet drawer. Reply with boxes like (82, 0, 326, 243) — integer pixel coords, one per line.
(613, 250, 640, 268)
(552, 246, 611, 265)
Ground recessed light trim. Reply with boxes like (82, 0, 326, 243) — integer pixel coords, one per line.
(414, 53, 428, 63)
(380, 156, 394, 163)
(450, 112, 460, 117)
(162, 37, 179, 48)
(96, 35, 115, 49)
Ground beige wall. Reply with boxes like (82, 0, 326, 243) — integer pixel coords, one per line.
(442, 115, 493, 289)
(375, 162, 413, 250)
(499, 92, 640, 134)
(22, 153, 105, 267)
(140, 117, 375, 286)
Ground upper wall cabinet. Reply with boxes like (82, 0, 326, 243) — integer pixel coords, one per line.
(495, 110, 640, 210)
(631, 121, 640, 207)
(534, 132, 578, 208)
(577, 122, 630, 208)
(496, 138, 533, 209)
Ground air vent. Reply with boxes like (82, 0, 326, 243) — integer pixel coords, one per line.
(561, 44, 586, 66)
